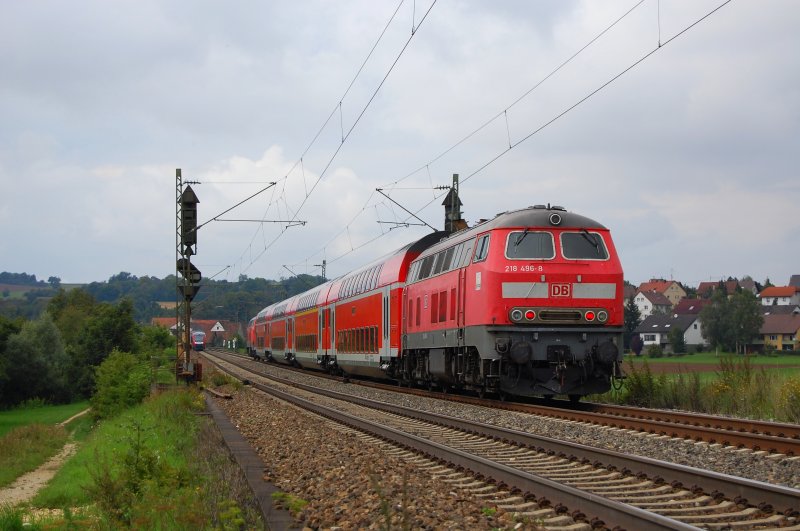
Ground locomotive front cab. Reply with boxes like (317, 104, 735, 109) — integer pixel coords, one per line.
(467, 207, 625, 399)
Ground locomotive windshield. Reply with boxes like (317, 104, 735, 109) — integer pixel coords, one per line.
(560, 231, 609, 260)
(505, 231, 554, 259)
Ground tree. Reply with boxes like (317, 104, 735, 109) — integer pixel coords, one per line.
(47, 276, 61, 288)
(0, 314, 71, 406)
(700, 288, 732, 351)
(630, 334, 644, 357)
(729, 291, 763, 354)
(623, 295, 642, 349)
(699, 288, 763, 354)
(668, 326, 687, 354)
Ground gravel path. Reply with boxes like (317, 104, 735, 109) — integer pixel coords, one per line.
(0, 409, 90, 507)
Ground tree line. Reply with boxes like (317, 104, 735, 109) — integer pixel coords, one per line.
(0, 271, 325, 324)
(0, 288, 173, 408)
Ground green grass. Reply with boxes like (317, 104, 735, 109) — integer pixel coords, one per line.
(625, 351, 800, 366)
(0, 401, 90, 437)
(0, 424, 69, 488)
(596, 355, 800, 422)
(32, 391, 201, 509)
(31, 387, 264, 530)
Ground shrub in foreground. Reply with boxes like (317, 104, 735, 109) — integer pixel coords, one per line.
(90, 349, 150, 420)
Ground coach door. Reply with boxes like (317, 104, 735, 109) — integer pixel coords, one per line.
(457, 268, 467, 345)
(382, 287, 391, 357)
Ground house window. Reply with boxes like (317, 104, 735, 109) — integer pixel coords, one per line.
(693, 324, 698, 329)
(643, 334, 656, 342)
(769, 335, 778, 341)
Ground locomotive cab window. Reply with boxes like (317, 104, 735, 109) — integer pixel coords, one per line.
(505, 231, 554, 260)
(473, 234, 490, 263)
(560, 231, 609, 260)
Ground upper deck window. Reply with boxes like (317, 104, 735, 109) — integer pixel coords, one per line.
(505, 231, 554, 260)
(473, 234, 491, 263)
(560, 231, 609, 260)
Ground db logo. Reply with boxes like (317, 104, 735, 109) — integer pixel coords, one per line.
(551, 283, 571, 297)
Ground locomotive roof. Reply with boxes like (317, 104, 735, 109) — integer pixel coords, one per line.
(419, 206, 608, 257)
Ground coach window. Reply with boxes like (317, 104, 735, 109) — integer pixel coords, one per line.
(473, 234, 490, 262)
(441, 247, 454, 272)
(561, 231, 609, 260)
(418, 255, 435, 279)
(408, 261, 420, 283)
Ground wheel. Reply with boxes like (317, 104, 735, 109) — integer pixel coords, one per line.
(568, 394, 581, 403)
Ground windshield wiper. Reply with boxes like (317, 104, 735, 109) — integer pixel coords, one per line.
(580, 229, 601, 255)
(512, 228, 530, 255)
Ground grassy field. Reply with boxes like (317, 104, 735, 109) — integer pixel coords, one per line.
(0, 401, 91, 490)
(29, 388, 263, 529)
(597, 351, 800, 421)
(625, 351, 800, 366)
(0, 401, 90, 437)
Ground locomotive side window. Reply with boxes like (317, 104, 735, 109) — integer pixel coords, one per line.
(505, 231, 555, 260)
(473, 234, 490, 262)
(460, 240, 475, 267)
(561, 231, 609, 260)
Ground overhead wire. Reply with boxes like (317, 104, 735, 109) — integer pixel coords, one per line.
(241, 0, 439, 275)
(285, 0, 648, 277)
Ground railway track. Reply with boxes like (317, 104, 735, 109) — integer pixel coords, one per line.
(208, 349, 800, 456)
(202, 349, 800, 530)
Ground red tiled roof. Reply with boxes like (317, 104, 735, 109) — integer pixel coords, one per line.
(638, 280, 672, 293)
(759, 286, 800, 298)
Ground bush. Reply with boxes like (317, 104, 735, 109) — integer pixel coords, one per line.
(645, 344, 664, 358)
(90, 350, 150, 420)
(778, 378, 800, 423)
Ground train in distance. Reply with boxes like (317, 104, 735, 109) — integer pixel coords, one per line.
(246, 202, 625, 401)
(191, 330, 206, 352)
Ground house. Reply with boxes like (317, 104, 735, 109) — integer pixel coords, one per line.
(634, 290, 672, 318)
(151, 317, 242, 346)
(622, 284, 637, 302)
(696, 278, 757, 298)
(637, 279, 687, 306)
(673, 298, 711, 315)
(758, 313, 800, 351)
(789, 275, 800, 288)
(634, 313, 705, 352)
(758, 286, 800, 306)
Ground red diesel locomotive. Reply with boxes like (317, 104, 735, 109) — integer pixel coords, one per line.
(247, 205, 624, 399)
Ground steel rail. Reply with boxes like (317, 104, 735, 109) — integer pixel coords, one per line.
(204, 350, 800, 520)
(241, 370, 700, 530)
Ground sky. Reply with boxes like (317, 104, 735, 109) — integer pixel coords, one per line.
(1, 0, 798, 289)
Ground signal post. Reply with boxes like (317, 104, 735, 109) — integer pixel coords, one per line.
(176, 169, 202, 382)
